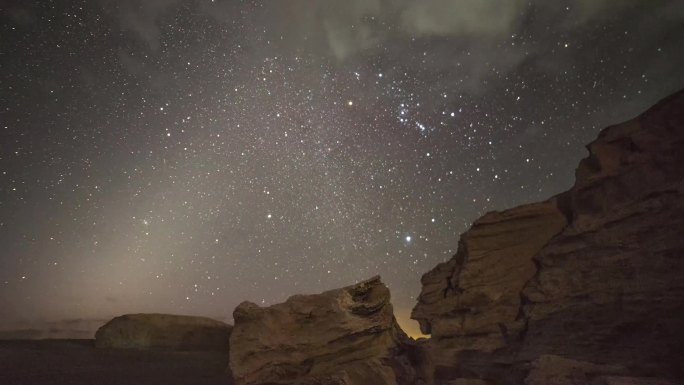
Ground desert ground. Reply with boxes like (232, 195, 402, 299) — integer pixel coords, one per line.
(0, 339, 232, 385)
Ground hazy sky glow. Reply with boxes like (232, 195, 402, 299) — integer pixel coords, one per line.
(1, 0, 683, 337)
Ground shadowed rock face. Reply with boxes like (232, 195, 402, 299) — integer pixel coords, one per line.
(229, 276, 420, 385)
(411, 202, 567, 352)
(95, 314, 231, 351)
(519, 90, 684, 375)
(411, 90, 684, 384)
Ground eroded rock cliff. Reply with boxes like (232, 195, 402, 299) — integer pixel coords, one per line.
(411, 202, 567, 353)
(229, 276, 422, 385)
(412, 90, 684, 384)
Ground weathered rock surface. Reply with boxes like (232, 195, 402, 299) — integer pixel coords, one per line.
(95, 313, 231, 350)
(519, 90, 684, 374)
(524, 355, 678, 385)
(524, 355, 626, 385)
(411, 202, 567, 355)
(412, 89, 684, 383)
(229, 276, 421, 385)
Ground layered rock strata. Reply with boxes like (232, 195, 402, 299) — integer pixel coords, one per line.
(412, 90, 684, 383)
(229, 276, 421, 385)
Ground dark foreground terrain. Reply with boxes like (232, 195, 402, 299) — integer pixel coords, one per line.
(0, 339, 232, 385)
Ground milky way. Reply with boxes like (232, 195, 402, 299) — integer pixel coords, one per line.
(1, 0, 683, 337)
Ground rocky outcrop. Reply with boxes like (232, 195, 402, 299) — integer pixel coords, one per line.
(229, 276, 421, 385)
(412, 89, 684, 383)
(411, 202, 567, 355)
(94, 313, 231, 350)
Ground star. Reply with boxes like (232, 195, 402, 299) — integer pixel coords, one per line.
(1, 0, 680, 339)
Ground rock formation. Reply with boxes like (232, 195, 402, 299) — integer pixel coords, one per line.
(94, 313, 231, 350)
(411, 202, 567, 352)
(412, 89, 684, 384)
(229, 276, 422, 385)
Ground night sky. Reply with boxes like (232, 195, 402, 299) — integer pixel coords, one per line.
(1, 0, 683, 337)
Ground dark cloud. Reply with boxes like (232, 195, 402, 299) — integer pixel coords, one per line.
(98, 0, 681, 97)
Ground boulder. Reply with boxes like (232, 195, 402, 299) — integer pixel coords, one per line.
(94, 313, 231, 350)
(229, 276, 421, 385)
(411, 89, 684, 383)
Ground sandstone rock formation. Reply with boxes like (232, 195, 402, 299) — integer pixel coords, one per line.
(95, 313, 231, 350)
(412, 89, 684, 384)
(229, 276, 421, 385)
(411, 202, 567, 353)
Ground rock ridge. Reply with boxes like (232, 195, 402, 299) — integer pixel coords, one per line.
(411, 89, 684, 384)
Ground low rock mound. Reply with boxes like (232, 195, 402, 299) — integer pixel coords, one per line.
(228, 276, 421, 385)
(95, 313, 231, 350)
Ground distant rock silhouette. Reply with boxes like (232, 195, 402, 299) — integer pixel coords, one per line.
(228, 276, 422, 385)
(411, 89, 684, 384)
(95, 313, 231, 351)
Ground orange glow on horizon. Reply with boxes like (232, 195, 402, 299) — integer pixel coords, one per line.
(394, 308, 429, 339)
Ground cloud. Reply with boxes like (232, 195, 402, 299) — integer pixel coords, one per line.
(322, 4, 383, 60)
(398, 0, 526, 37)
(99, 0, 181, 51)
(573, 0, 641, 21)
(249, 0, 529, 61)
(98, 0, 676, 98)
(102, 0, 652, 59)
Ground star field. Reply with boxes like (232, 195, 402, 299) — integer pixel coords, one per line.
(1, 0, 683, 336)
